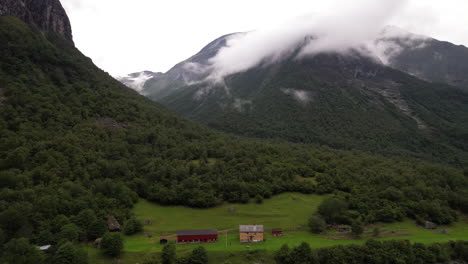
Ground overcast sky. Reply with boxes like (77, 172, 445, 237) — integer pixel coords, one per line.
(61, 0, 468, 76)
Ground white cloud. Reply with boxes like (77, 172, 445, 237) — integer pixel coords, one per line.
(117, 72, 155, 93)
(206, 0, 424, 80)
(61, 0, 468, 76)
(282, 88, 312, 104)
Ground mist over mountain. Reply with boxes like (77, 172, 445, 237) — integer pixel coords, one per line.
(119, 28, 468, 165)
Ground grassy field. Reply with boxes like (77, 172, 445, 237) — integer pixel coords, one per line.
(89, 193, 468, 264)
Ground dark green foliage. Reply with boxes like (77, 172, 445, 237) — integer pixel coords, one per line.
(152, 46, 468, 168)
(58, 224, 80, 242)
(291, 242, 314, 264)
(372, 227, 380, 238)
(123, 217, 143, 235)
(1, 238, 44, 264)
(0, 228, 5, 246)
(308, 216, 326, 234)
(188, 246, 208, 264)
(87, 219, 106, 241)
(317, 198, 348, 224)
(52, 242, 88, 264)
(162, 243, 177, 264)
(275, 244, 292, 264)
(101, 232, 123, 257)
(274, 240, 468, 264)
(73, 210, 105, 240)
(255, 195, 264, 204)
(351, 220, 364, 238)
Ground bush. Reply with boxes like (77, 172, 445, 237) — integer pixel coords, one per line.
(162, 243, 176, 264)
(123, 217, 143, 235)
(372, 227, 380, 238)
(101, 232, 123, 257)
(308, 215, 326, 234)
(318, 198, 348, 224)
(53, 242, 88, 264)
(188, 246, 208, 264)
(255, 195, 263, 204)
(59, 223, 80, 242)
(351, 220, 364, 238)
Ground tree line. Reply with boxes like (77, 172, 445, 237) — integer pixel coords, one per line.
(275, 240, 468, 264)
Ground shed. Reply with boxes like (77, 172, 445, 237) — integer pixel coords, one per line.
(272, 228, 283, 237)
(176, 229, 218, 244)
(239, 225, 264, 242)
(107, 216, 121, 232)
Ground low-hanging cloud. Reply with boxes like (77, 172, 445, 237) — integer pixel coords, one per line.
(203, 0, 430, 82)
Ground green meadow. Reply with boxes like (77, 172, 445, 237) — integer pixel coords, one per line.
(89, 193, 468, 264)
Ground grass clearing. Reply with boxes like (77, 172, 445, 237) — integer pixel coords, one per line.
(89, 193, 468, 263)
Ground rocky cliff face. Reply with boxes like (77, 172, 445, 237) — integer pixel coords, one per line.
(0, 0, 73, 43)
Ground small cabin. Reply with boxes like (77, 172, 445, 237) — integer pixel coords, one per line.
(239, 225, 264, 242)
(272, 228, 283, 237)
(176, 229, 218, 244)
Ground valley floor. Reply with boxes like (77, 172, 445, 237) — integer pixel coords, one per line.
(88, 193, 468, 264)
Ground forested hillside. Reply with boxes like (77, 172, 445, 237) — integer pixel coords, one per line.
(0, 16, 467, 263)
(132, 34, 468, 167)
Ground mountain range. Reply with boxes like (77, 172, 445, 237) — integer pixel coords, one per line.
(118, 30, 468, 165)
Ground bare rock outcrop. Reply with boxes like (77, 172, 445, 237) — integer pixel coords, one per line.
(0, 0, 73, 43)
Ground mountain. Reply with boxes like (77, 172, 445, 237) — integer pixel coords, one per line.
(116, 33, 240, 99)
(379, 27, 468, 90)
(119, 31, 468, 166)
(0, 0, 73, 43)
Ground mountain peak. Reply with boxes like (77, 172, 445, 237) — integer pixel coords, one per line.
(0, 0, 73, 43)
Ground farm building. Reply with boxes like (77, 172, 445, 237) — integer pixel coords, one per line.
(240, 225, 264, 242)
(272, 228, 283, 237)
(176, 229, 218, 244)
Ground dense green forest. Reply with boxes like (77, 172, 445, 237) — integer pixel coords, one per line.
(0, 17, 467, 263)
(274, 240, 468, 264)
(152, 36, 468, 167)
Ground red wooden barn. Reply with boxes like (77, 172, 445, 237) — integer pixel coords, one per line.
(176, 229, 218, 244)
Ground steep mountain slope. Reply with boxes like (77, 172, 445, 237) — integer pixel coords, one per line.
(117, 33, 240, 99)
(121, 33, 468, 165)
(387, 36, 468, 90)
